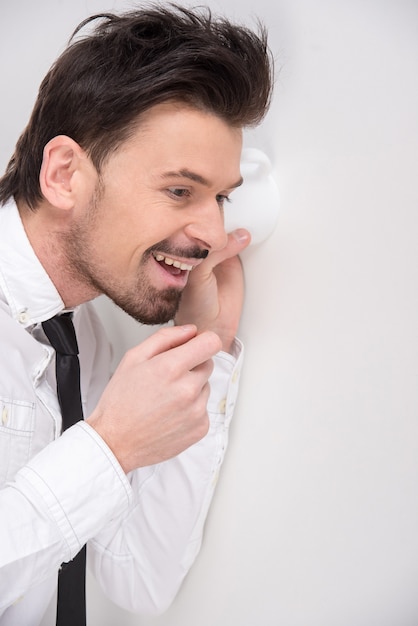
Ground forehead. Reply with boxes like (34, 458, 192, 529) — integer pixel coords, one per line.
(116, 102, 243, 182)
(136, 100, 241, 135)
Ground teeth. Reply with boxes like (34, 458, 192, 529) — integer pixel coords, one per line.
(153, 253, 193, 271)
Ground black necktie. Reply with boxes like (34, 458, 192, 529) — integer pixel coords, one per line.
(42, 313, 87, 626)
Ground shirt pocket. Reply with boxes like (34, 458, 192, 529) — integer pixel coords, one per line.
(0, 397, 35, 485)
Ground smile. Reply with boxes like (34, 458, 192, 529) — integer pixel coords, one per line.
(152, 253, 195, 272)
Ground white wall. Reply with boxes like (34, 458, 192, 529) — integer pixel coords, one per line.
(2, 1, 418, 624)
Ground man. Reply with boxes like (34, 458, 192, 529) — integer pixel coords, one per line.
(0, 4, 273, 624)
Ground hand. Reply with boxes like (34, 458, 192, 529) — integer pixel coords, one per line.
(175, 229, 251, 353)
(87, 325, 222, 473)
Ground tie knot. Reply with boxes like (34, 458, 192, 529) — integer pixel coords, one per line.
(42, 313, 79, 356)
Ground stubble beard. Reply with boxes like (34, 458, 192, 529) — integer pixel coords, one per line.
(61, 191, 183, 325)
(104, 278, 182, 325)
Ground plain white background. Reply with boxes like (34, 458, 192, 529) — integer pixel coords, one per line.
(1, 1, 418, 624)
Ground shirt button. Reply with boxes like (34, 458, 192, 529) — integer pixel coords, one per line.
(212, 468, 220, 487)
(18, 310, 29, 324)
(218, 398, 227, 414)
(232, 369, 240, 384)
(2, 406, 8, 425)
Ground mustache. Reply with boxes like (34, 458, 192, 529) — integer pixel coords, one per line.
(146, 240, 209, 260)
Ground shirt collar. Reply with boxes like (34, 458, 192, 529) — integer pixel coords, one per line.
(0, 198, 65, 328)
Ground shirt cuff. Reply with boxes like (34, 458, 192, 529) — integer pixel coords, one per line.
(207, 337, 244, 425)
(15, 421, 133, 561)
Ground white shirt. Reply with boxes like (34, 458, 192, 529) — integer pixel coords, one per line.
(0, 199, 243, 625)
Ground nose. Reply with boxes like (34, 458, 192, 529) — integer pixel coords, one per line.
(184, 200, 228, 252)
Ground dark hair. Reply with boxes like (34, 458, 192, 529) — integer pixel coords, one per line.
(0, 3, 274, 209)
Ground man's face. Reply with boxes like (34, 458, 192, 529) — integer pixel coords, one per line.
(64, 102, 243, 324)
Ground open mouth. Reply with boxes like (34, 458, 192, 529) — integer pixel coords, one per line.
(152, 252, 194, 276)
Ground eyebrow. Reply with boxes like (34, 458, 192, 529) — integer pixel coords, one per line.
(161, 168, 243, 190)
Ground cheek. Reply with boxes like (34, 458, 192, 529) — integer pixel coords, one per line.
(97, 185, 186, 254)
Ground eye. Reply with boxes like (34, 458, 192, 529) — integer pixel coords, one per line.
(216, 194, 231, 207)
(167, 187, 191, 200)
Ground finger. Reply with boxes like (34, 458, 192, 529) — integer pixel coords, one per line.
(213, 252, 244, 284)
(189, 354, 215, 378)
(203, 228, 251, 272)
(131, 324, 198, 361)
(161, 330, 222, 372)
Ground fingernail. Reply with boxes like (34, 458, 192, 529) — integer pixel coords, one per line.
(233, 228, 251, 243)
(179, 324, 196, 332)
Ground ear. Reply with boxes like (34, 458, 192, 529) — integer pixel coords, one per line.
(39, 135, 92, 210)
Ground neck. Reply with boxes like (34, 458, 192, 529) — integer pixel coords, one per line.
(17, 200, 100, 308)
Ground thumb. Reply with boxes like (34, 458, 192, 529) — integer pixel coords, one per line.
(205, 228, 251, 271)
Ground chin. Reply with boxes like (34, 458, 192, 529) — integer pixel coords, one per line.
(114, 287, 182, 326)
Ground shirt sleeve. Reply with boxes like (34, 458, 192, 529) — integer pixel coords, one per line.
(0, 420, 133, 613)
(87, 339, 244, 616)
(0, 339, 243, 617)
